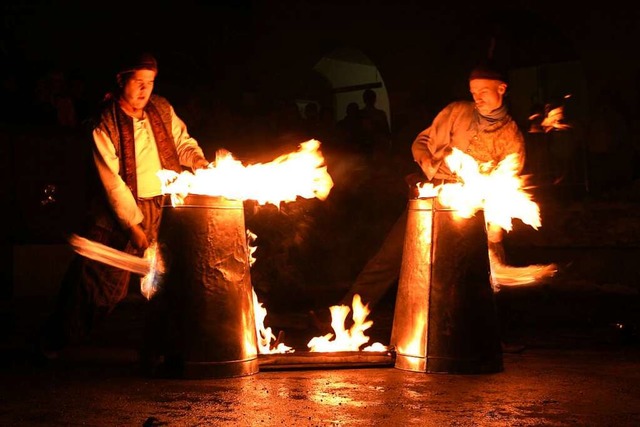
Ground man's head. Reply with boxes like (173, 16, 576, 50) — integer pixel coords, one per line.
(116, 52, 158, 112)
(346, 102, 359, 117)
(468, 60, 508, 116)
(363, 89, 377, 106)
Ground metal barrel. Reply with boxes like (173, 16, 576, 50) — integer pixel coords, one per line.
(391, 198, 503, 374)
(156, 195, 259, 379)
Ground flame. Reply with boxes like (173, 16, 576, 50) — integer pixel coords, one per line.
(68, 234, 153, 275)
(489, 248, 558, 289)
(253, 289, 294, 354)
(67, 234, 165, 300)
(539, 106, 571, 132)
(396, 311, 426, 358)
(140, 242, 164, 300)
(159, 139, 333, 206)
(417, 150, 556, 288)
(529, 96, 572, 133)
(246, 229, 257, 267)
(307, 294, 389, 352)
(418, 148, 540, 231)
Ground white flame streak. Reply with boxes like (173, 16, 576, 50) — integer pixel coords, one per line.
(307, 294, 389, 352)
(68, 234, 153, 275)
(67, 234, 164, 300)
(159, 140, 333, 206)
(253, 289, 294, 354)
(490, 249, 557, 288)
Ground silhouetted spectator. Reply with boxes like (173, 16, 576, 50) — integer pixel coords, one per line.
(32, 69, 79, 128)
(311, 61, 526, 351)
(360, 89, 391, 161)
(302, 101, 321, 139)
(336, 101, 364, 153)
(0, 70, 27, 125)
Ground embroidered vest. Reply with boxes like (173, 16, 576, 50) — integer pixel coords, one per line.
(96, 94, 182, 199)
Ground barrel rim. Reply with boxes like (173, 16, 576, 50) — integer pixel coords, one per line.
(162, 194, 243, 208)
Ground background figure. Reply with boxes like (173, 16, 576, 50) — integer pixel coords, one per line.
(313, 59, 526, 352)
(359, 89, 391, 162)
(301, 102, 321, 140)
(336, 101, 364, 154)
(34, 52, 210, 369)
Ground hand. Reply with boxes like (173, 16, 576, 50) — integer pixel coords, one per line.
(404, 171, 425, 199)
(193, 158, 210, 170)
(404, 171, 426, 188)
(129, 223, 149, 253)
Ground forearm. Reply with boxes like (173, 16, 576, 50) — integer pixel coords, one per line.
(411, 103, 460, 181)
(411, 131, 441, 181)
(92, 128, 144, 229)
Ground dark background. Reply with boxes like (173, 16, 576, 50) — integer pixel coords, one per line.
(2, 0, 639, 310)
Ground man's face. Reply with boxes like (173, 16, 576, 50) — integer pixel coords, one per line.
(469, 79, 506, 116)
(121, 69, 156, 111)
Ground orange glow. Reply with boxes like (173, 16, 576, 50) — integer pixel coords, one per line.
(417, 149, 556, 288)
(140, 242, 164, 300)
(253, 289, 294, 354)
(529, 96, 572, 133)
(159, 139, 334, 207)
(396, 311, 426, 357)
(489, 248, 557, 288)
(307, 294, 389, 352)
(539, 105, 571, 132)
(247, 229, 257, 267)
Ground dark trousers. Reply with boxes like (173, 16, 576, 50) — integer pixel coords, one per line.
(39, 196, 164, 352)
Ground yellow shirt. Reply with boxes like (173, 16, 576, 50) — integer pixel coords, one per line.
(92, 104, 206, 229)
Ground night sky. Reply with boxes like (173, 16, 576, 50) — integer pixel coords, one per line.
(1, 0, 639, 314)
(2, 0, 639, 245)
(3, 1, 638, 106)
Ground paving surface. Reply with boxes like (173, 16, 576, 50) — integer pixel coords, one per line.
(2, 191, 640, 426)
(1, 286, 639, 427)
(1, 342, 639, 426)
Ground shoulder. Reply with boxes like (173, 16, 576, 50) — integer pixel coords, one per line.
(447, 100, 474, 111)
(436, 101, 474, 121)
(149, 94, 172, 109)
(437, 100, 474, 115)
(503, 113, 522, 131)
(496, 114, 525, 145)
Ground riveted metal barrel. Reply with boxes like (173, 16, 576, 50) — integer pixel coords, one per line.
(156, 195, 259, 379)
(391, 197, 503, 374)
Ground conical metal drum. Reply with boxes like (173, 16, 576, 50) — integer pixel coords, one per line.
(155, 195, 259, 379)
(391, 197, 503, 374)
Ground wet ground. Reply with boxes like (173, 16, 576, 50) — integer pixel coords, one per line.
(2, 186, 640, 426)
(1, 279, 639, 427)
(1, 345, 639, 426)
